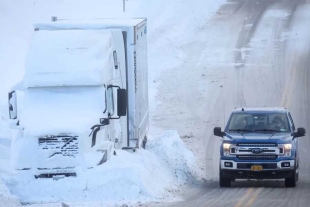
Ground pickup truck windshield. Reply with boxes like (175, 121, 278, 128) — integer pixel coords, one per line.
(227, 112, 291, 133)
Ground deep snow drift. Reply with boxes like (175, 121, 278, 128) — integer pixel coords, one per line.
(3, 131, 196, 205)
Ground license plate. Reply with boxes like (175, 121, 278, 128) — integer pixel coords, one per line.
(251, 165, 263, 171)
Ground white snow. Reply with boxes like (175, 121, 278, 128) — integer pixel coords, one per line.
(0, 177, 21, 207)
(0, 0, 226, 205)
(20, 87, 105, 136)
(146, 130, 196, 183)
(24, 30, 115, 88)
(3, 131, 194, 205)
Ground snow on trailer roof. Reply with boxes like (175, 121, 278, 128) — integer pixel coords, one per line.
(233, 107, 288, 113)
(34, 18, 147, 31)
(24, 29, 115, 88)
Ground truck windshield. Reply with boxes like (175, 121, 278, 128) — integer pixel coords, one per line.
(227, 112, 291, 133)
(20, 86, 106, 136)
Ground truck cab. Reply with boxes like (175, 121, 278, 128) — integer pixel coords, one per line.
(214, 107, 306, 187)
(7, 18, 148, 178)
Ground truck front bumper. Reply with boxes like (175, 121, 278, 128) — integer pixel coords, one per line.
(220, 159, 295, 179)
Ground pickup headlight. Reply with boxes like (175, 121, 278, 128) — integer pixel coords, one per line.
(279, 144, 292, 157)
(284, 144, 292, 149)
(223, 143, 231, 150)
(222, 143, 235, 156)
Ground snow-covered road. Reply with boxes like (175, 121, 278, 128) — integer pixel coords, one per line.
(148, 0, 310, 206)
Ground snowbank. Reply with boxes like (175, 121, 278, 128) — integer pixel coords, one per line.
(0, 105, 10, 139)
(0, 105, 12, 174)
(0, 195, 21, 207)
(3, 131, 195, 204)
(0, 108, 20, 206)
(147, 130, 196, 183)
(0, 177, 21, 207)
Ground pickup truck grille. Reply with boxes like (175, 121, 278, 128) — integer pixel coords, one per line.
(38, 135, 79, 157)
(237, 142, 277, 147)
(237, 155, 278, 160)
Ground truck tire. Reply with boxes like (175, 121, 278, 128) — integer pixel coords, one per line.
(285, 163, 297, 188)
(219, 169, 231, 187)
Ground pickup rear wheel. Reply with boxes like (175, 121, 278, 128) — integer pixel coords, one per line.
(285, 163, 297, 188)
(219, 169, 231, 187)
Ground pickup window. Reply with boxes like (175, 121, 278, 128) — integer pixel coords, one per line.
(227, 112, 291, 132)
(288, 113, 296, 131)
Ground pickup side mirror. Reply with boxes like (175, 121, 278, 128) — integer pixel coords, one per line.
(214, 127, 225, 137)
(117, 89, 127, 117)
(293, 127, 306, 138)
(8, 91, 17, 120)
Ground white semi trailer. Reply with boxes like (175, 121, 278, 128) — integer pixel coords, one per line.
(8, 18, 149, 178)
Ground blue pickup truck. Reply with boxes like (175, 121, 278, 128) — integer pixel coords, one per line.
(214, 107, 306, 187)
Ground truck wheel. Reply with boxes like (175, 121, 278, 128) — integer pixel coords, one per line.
(219, 169, 231, 187)
(285, 164, 297, 188)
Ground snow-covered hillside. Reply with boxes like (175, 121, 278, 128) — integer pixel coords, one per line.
(0, 0, 225, 205)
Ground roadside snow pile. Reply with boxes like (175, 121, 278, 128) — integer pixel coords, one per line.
(0, 194, 21, 207)
(0, 107, 20, 207)
(0, 105, 10, 139)
(147, 130, 196, 183)
(3, 131, 195, 204)
(0, 105, 12, 175)
(0, 178, 21, 207)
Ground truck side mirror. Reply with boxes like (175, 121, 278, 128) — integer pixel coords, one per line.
(100, 118, 110, 125)
(117, 89, 127, 117)
(214, 127, 225, 137)
(293, 127, 306, 138)
(8, 91, 17, 120)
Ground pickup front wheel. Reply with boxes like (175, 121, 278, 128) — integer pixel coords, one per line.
(219, 169, 231, 187)
(285, 163, 297, 188)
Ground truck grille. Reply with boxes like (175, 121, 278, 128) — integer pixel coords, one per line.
(237, 142, 277, 147)
(237, 155, 278, 160)
(38, 135, 78, 157)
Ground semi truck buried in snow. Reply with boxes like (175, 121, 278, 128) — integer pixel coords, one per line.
(214, 107, 305, 187)
(8, 18, 149, 178)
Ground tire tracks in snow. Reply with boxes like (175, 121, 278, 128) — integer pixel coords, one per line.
(234, 0, 272, 107)
(234, 0, 270, 66)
